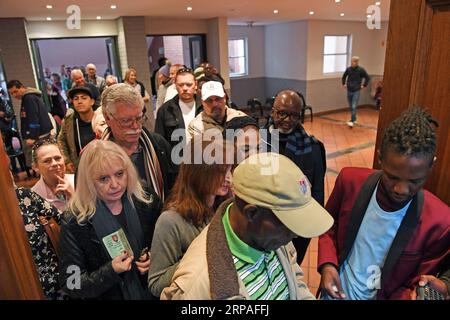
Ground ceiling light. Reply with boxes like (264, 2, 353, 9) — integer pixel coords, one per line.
(46, 17, 52, 21)
(46, 5, 52, 9)
(96, 16, 102, 20)
(335, 0, 341, 3)
(187, 6, 193, 11)
(110, 5, 117, 9)
(273, 10, 279, 14)
(340, 13, 345, 17)
(375, 2, 381, 5)
(309, 11, 315, 15)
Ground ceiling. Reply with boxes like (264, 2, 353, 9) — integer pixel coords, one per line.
(0, 0, 390, 24)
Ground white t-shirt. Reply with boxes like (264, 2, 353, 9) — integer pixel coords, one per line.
(179, 99, 196, 138)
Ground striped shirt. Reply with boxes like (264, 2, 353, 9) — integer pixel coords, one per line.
(222, 203, 290, 300)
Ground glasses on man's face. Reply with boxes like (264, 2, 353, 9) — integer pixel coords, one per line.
(273, 107, 301, 122)
(108, 112, 147, 127)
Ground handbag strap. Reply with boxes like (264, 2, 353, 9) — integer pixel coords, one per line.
(39, 216, 61, 258)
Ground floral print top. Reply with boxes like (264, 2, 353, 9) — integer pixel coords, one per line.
(16, 187, 62, 300)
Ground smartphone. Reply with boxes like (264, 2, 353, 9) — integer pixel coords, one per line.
(416, 284, 445, 300)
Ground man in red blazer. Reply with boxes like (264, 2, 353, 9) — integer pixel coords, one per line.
(318, 107, 449, 300)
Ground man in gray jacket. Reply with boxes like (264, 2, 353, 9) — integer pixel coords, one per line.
(161, 152, 333, 300)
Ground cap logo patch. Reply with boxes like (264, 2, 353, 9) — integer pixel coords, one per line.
(299, 179, 308, 194)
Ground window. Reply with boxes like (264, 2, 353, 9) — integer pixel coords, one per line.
(323, 35, 351, 74)
(228, 38, 248, 77)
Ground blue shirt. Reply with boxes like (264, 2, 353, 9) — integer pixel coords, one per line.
(331, 184, 411, 300)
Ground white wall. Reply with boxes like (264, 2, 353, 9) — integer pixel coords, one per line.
(265, 21, 308, 80)
(228, 26, 265, 79)
(145, 17, 208, 35)
(306, 20, 388, 80)
(26, 20, 118, 39)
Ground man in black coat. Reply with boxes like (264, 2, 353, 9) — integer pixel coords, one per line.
(155, 68, 203, 150)
(7, 80, 52, 167)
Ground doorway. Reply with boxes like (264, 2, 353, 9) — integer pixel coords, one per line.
(146, 34, 206, 72)
(30, 37, 121, 104)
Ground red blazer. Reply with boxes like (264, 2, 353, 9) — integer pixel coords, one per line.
(318, 167, 450, 300)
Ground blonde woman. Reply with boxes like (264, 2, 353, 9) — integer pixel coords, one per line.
(59, 140, 152, 299)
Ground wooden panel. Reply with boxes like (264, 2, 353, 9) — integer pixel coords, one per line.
(374, 0, 450, 205)
(427, 0, 450, 10)
(374, 0, 423, 154)
(422, 10, 450, 203)
(0, 135, 44, 299)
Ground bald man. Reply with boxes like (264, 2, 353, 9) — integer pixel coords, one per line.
(262, 90, 327, 264)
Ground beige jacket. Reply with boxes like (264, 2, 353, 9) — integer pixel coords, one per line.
(187, 106, 247, 138)
(161, 199, 315, 300)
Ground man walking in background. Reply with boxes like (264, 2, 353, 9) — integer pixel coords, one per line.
(342, 56, 370, 128)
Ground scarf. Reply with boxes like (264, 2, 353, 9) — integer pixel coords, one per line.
(268, 121, 312, 156)
(91, 196, 148, 300)
(102, 127, 165, 202)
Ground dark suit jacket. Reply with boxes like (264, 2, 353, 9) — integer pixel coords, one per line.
(318, 167, 450, 299)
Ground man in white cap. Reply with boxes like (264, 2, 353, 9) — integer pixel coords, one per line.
(187, 80, 246, 138)
(161, 152, 334, 300)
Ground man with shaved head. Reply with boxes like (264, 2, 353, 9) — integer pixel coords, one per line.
(262, 89, 327, 264)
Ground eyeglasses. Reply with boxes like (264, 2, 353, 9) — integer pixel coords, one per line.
(108, 112, 147, 127)
(273, 107, 301, 122)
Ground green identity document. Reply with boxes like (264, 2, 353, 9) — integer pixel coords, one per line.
(102, 228, 134, 259)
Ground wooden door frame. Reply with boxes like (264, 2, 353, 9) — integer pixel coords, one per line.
(0, 134, 44, 299)
(374, 0, 450, 204)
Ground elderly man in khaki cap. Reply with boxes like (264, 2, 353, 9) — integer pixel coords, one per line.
(161, 152, 333, 300)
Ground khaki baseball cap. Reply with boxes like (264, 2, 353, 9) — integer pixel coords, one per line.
(232, 152, 333, 238)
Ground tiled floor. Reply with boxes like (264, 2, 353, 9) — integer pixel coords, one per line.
(300, 106, 380, 295)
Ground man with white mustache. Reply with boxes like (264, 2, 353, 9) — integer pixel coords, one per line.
(101, 84, 177, 270)
(262, 90, 327, 265)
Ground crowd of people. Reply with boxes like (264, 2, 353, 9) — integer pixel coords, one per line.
(3, 59, 449, 300)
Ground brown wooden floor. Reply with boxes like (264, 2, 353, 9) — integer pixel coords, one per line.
(300, 106, 380, 294)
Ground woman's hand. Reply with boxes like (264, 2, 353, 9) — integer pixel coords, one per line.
(55, 175, 74, 199)
(112, 251, 134, 274)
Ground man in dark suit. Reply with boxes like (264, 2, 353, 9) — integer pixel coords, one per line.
(318, 106, 449, 300)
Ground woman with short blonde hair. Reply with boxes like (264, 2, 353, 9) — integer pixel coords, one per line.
(60, 139, 152, 300)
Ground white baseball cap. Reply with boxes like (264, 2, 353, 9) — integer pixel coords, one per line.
(232, 152, 334, 238)
(201, 81, 225, 101)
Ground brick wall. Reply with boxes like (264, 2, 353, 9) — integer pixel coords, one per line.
(162, 36, 184, 65)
